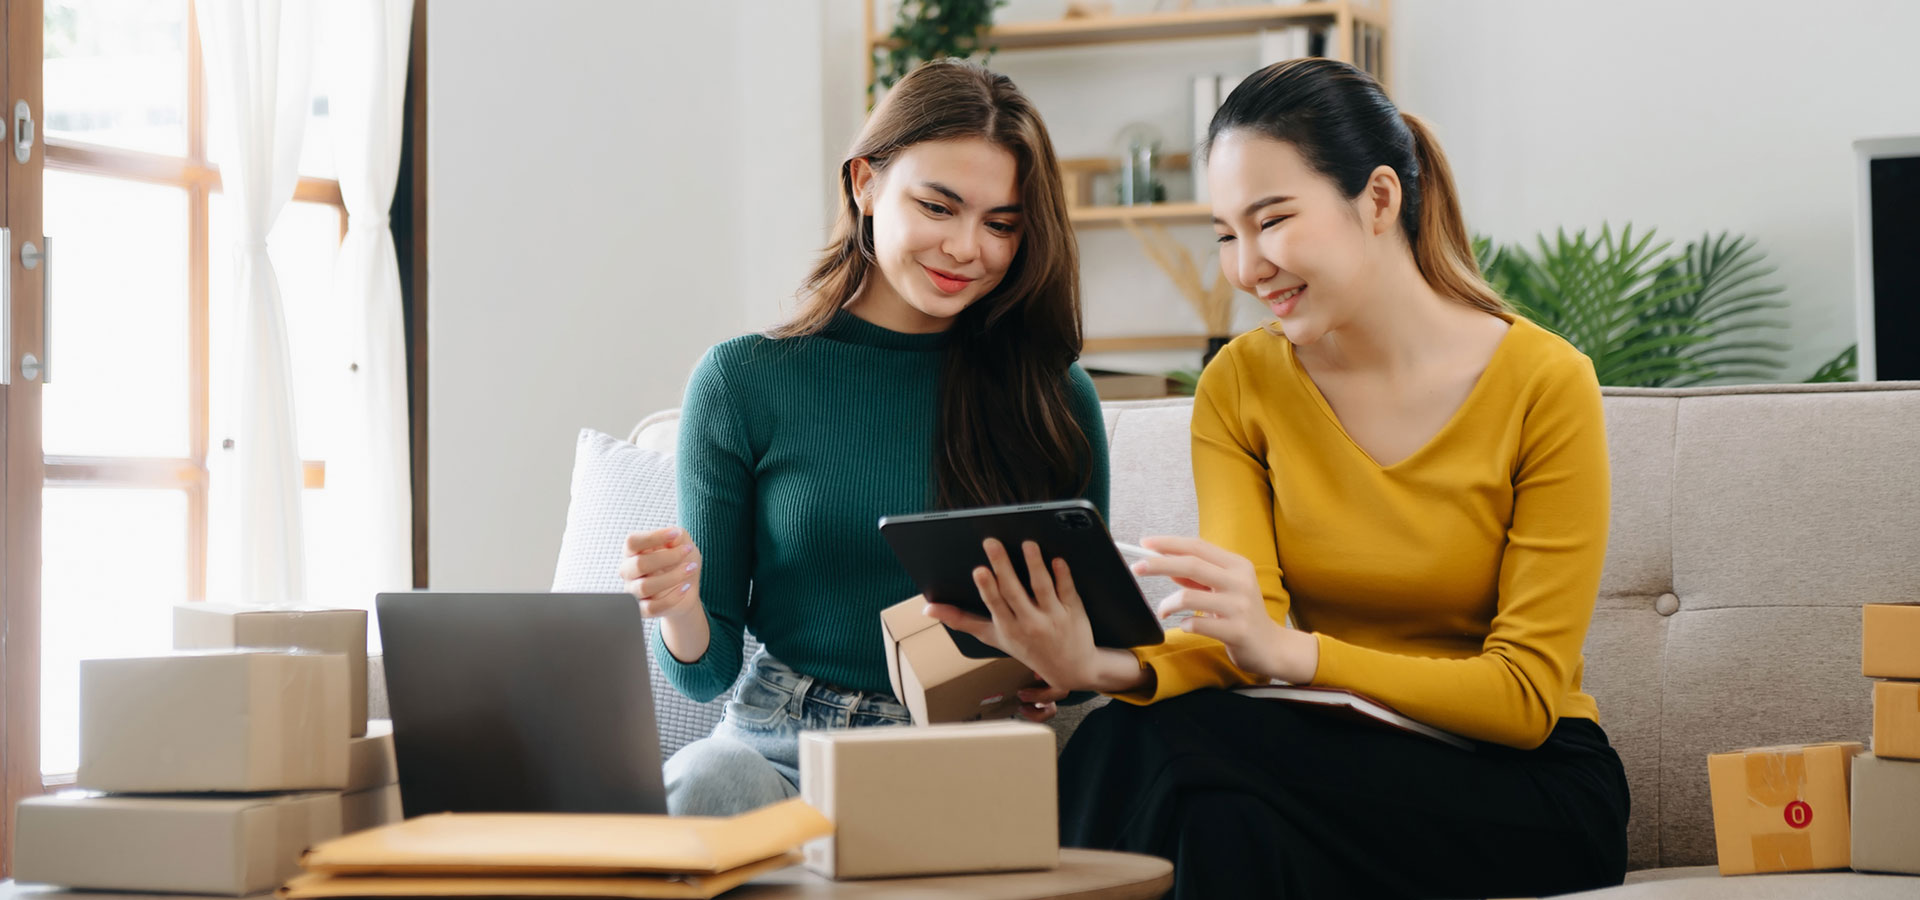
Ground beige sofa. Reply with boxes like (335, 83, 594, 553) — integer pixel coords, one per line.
(370, 381, 1920, 897)
(1078, 382, 1920, 897)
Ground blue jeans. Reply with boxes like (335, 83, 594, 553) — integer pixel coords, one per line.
(664, 650, 910, 816)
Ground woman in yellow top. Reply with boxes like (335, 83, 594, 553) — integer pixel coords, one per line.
(928, 58, 1629, 898)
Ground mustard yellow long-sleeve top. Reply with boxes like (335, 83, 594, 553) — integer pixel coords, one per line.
(1119, 315, 1609, 750)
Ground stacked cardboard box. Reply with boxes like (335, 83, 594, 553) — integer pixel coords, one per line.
(344, 719, 403, 834)
(12, 606, 378, 897)
(1854, 603, 1920, 875)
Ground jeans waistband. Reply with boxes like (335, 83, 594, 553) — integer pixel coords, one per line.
(746, 650, 910, 719)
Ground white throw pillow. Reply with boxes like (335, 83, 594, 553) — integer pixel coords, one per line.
(551, 429, 678, 593)
(550, 427, 752, 759)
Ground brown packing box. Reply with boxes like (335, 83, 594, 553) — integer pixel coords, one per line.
(342, 784, 403, 835)
(12, 791, 341, 895)
(175, 603, 370, 737)
(1707, 741, 1863, 875)
(879, 597, 1033, 726)
(1850, 753, 1920, 875)
(78, 650, 350, 793)
(1872, 680, 1920, 760)
(1862, 603, 1920, 679)
(799, 721, 1057, 880)
(348, 720, 398, 792)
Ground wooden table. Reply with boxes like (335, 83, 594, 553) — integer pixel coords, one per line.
(1, 850, 1172, 900)
(731, 850, 1172, 899)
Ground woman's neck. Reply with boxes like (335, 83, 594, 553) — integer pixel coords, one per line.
(843, 276, 955, 335)
(1310, 253, 1489, 376)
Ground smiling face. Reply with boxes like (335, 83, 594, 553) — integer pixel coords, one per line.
(848, 137, 1025, 333)
(1208, 130, 1399, 346)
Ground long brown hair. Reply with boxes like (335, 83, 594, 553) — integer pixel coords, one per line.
(772, 59, 1089, 509)
(1207, 58, 1509, 315)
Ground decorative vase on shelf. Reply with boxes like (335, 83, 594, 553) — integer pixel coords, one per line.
(1111, 122, 1164, 206)
(1203, 336, 1232, 367)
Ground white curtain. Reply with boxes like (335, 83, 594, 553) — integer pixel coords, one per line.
(198, 0, 313, 606)
(325, 0, 415, 622)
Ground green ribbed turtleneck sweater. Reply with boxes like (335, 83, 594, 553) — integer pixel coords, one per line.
(656, 311, 1112, 703)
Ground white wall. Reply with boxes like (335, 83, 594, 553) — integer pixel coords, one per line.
(428, 0, 835, 590)
(1392, 0, 1920, 378)
(428, 0, 1920, 589)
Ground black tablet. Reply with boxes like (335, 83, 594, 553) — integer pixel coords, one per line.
(878, 499, 1166, 659)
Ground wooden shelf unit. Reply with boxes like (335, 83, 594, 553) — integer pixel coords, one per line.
(1083, 334, 1213, 353)
(868, 3, 1389, 53)
(865, 1, 1392, 92)
(1070, 202, 1212, 227)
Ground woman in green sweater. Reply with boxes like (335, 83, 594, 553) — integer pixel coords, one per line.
(618, 59, 1110, 816)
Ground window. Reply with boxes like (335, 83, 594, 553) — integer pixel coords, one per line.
(40, 0, 347, 779)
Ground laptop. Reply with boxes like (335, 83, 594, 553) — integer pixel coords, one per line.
(375, 591, 667, 817)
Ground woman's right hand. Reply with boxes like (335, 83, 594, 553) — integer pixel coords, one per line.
(619, 527, 704, 620)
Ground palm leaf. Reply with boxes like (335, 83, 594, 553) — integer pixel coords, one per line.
(1477, 224, 1797, 388)
(1804, 345, 1858, 383)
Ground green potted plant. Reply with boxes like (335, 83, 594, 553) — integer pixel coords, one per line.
(872, 0, 1005, 98)
(1475, 224, 1854, 386)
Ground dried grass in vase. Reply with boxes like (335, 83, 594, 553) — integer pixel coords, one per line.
(1122, 219, 1241, 336)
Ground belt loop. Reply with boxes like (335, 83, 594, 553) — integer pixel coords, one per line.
(786, 674, 815, 719)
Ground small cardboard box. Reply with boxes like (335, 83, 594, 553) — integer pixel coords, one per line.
(78, 651, 349, 793)
(13, 791, 341, 895)
(1708, 741, 1863, 875)
(1862, 603, 1920, 679)
(1850, 753, 1920, 875)
(1872, 680, 1920, 761)
(175, 603, 369, 737)
(879, 597, 1034, 726)
(341, 783, 403, 835)
(800, 721, 1057, 880)
(348, 720, 398, 793)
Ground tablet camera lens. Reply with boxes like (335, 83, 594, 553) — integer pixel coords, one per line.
(1057, 510, 1092, 530)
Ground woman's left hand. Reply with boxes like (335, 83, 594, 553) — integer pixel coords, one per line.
(925, 538, 1103, 693)
(1132, 535, 1319, 684)
(1015, 681, 1070, 723)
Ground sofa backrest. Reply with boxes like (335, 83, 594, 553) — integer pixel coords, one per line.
(1101, 383, 1920, 870)
(554, 382, 1919, 870)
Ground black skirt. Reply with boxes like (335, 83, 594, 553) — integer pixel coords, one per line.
(1058, 689, 1631, 900)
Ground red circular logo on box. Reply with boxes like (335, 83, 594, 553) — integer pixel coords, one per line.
(1784, 801, 1813, 829)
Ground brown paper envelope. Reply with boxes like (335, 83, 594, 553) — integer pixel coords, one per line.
(299, 798, 829, 876)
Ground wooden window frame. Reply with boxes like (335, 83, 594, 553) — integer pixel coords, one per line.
(1, 0, 428, 870)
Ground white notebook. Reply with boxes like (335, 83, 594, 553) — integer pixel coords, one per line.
(1233, 684, 1475, 752)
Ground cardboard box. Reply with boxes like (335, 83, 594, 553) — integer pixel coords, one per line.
(342, 783, 403, 835)
(348, 719, 397, 793)
(78, 651, 349, 793)
(800, 721, 1057, 879)
(175, 603, 369, 737)
(1862, 603, 1920, 679)
(880, 597, 1034, 726)
(13, 791, 341, 895)
(1850, 753, 1920, 875)
(1872, 680, 1920, 760)
(1707, 741, 1863, 875)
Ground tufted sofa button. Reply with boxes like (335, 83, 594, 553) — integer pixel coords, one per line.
(1655, 592, 1680, 616)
